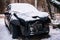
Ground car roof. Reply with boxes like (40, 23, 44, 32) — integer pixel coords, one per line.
(8, 3, 38, 13)
(8, 3, 49, 18)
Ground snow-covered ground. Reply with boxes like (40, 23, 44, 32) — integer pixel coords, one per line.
(0, 18, 60, 40)
(41, 26, 60, 40)
(0, 18, 12, 40)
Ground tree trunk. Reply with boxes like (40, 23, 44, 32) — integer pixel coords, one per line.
(0, 0, 6, 14)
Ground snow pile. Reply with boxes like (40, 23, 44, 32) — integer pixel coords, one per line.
(9, 3, 49, 21)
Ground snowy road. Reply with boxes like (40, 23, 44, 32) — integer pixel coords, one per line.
(0, 18, 60, 40)
(0, 18, 12, 40)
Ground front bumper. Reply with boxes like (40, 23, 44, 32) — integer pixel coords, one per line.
(9, 17, 50, 38)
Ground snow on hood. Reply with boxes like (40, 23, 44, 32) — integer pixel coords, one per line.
(9, 3, 49, 21)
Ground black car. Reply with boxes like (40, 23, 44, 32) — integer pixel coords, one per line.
(4, 3, 51, 39)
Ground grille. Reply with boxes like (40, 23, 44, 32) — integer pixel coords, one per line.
(28, 21, 43, 34)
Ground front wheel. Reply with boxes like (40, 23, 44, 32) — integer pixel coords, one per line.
(23, 37, 30, 40)
(43, 27, 50, 35)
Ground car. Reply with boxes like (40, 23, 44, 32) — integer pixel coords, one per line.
(50, 0, 60, 9)
(4, 3, 51, 39)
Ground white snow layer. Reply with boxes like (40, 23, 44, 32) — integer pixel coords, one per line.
(9, 3, 49, 21)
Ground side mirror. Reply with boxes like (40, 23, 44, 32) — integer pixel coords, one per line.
(4, 12, 11, 15)
(32, 16, 38, 18)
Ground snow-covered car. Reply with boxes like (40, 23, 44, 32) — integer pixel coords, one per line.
(4, 3, 51, 39)
(50, 0, 60, 9)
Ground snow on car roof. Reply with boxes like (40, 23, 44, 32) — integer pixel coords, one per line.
(9, 3, 49, 21)
(9, 3, 38, 13)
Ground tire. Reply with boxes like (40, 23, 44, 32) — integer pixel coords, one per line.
(44, 32, 49, 35)
(22, 37, 30, 40)
(44, 27, 50, 35)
